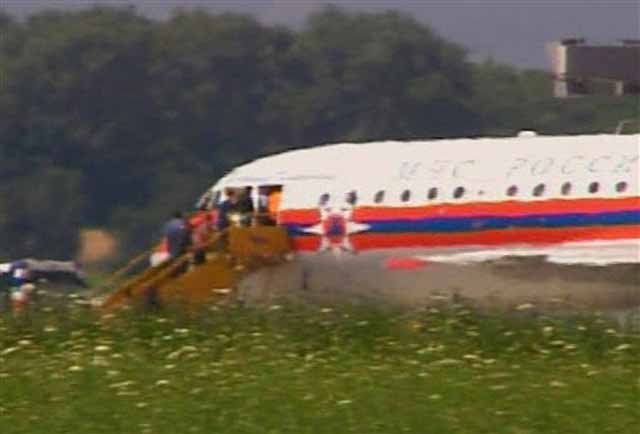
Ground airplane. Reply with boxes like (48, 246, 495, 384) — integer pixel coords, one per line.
(159, 131, 640, 309)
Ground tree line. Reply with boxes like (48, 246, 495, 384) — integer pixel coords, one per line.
(0, 6, 636, 261)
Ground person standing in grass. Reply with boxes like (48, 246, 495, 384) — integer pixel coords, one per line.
(0, 262, 11, 310)
(3, 261, 35, 314)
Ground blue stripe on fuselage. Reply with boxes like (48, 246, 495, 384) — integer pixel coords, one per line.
(283, 210, 640, 236)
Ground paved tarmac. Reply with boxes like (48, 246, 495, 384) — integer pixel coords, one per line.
(237, 254, 640, 321)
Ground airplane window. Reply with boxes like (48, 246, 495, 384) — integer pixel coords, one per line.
(319, 193, 330, 206)
(561, 182, 572, 196)
(374, 190, 385, 203)
(506, 185, 518, 197)
(345, 190, 358, 206)
(427, 187, 438, 200)
(401, 190, 411, 202)
(588, 182, 600, 194)
(616, 181, 628, 193)
(533, 183, 545, 197)
(453, 186, 465, 199)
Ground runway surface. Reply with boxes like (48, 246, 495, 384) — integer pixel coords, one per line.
(237, 253, 640, 322)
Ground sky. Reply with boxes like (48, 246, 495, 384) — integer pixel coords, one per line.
(2, 1, 639, 68)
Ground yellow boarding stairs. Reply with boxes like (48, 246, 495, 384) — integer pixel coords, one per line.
(100, 224, 291, 312)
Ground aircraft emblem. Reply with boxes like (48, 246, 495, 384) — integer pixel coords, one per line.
(303, 193, 369, 254)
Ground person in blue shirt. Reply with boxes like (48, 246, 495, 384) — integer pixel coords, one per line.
(163, 212, 190, 259)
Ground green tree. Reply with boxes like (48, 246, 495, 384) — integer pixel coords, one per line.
(148, 11, 295, 166)
(278, 7, 480, 144)
(0, 167, 84, 261)
(471, 59, 639, 135)
(2, 8, 156, 223)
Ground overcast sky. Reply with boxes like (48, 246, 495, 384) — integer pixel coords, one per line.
(2, 1, 639, 68)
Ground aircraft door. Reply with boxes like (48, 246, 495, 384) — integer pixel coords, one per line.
(256, 185, 283, 225)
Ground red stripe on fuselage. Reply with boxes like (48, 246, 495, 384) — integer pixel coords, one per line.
(290, 224, 640, 252)
(279, 209, 319, 225)
(279, 197, 640, 225)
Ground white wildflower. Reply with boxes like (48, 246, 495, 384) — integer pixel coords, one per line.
(1, 347, 18, 356)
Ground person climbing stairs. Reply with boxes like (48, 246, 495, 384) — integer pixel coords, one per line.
(100, 224, 291, 312)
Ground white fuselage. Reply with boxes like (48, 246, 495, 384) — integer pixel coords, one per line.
(209, 133, 638, 261)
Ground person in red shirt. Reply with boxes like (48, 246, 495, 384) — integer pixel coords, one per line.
(190, 212, 215, 264)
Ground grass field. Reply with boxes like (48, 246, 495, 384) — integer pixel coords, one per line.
(0, 301, 638, 434)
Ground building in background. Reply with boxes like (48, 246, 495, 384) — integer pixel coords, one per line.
(547, 39, 640, 97)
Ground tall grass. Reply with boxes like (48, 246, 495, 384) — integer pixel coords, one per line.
(0, 301, 638, 434)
